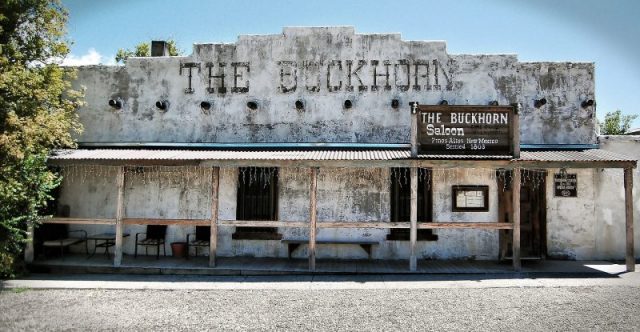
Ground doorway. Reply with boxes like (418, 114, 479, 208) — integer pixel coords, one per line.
(497, 170, 547, 259)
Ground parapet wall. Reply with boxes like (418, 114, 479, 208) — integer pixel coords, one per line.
(73, 26, 596, 144)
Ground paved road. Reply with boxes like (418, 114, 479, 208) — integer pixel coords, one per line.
(1, 273, 639, 331)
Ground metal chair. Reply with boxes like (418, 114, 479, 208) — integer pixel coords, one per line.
(40, 224, 88, 259)
(134, 225, 167, 259)
(186, 226, 210, 259)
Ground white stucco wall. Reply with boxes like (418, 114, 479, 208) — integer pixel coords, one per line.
(545, 168, 597, 259)
(596, 135, 640, 259)
(61, 166, 504, 260)
(71, 26, 596, 146)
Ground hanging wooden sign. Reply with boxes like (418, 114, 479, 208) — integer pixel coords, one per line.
(554, 173, 577, 197)
(416, 105, 516, 156)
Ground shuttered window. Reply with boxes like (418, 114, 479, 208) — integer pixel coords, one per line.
(388, 168, 438, 241)
(233, 167, 281, 240)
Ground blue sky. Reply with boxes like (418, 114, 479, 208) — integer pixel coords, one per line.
(61, 0, 640, 128)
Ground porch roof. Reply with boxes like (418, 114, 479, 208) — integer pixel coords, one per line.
(48, 148, 636, 169)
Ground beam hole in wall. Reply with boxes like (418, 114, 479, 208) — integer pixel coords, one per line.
(534, 98, 547, 108)
(581, 99, 594, 108)
(156, 100, 168, 111)
(439, 100, 448, 105)
(108, 99, 122, 110)
(488, 100, 499, 106)
(391, 99, 400, 109)
(200, 101, 212, 112)
(247, 101, 258, 110)
(344, 99, 353, 109)
(295, 100, 304, 110)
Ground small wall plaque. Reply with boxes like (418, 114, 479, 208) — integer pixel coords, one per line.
(452, 185, 489, 212)
(554, 173, 577, 197)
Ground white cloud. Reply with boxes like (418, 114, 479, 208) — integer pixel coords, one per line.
(61, 48, 116, 66)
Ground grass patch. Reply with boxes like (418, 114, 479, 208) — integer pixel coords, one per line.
(12, 287, 30, 294)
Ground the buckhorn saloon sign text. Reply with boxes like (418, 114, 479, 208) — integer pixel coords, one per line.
(417, 105, 515, 156)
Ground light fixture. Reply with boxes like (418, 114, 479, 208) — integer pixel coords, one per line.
(439, 100, 448, 105)
(581, 99, 594, 108)
(156, 100, 168, 110)
(409, 102, 418, 114)
(534, 98, 547, 108)
(108, 98, 122, 109)
(559, 167, 568, 178)
(488, 100, 499, 106)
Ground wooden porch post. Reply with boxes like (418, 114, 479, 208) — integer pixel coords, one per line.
(309, 167, 318, 271)
(114, 166, 125, 267)
(24, 224, 34, 263)
(410, 167, 418, 271)
(209, 167, 220, 267)
(624, 167, 635, 272)
(410, 102, 419, 157)
(512, 168, 521, 271)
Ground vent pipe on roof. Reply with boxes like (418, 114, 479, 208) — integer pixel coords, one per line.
(151, 41, 168, 57)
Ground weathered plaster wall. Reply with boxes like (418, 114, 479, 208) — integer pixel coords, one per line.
(60, 168, 119, 248)
(71, 26, 596, 145)
(596, 135, 640, 259)
(61, 166, 502, 259)
(545, 168, 597, 259)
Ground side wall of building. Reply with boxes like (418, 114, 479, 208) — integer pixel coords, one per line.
(596, 136, 640, 259)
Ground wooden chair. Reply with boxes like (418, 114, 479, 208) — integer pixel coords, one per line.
(186, 226, 210, 259)
(134, 225, 167, 259)
(40, 224, 88, 259)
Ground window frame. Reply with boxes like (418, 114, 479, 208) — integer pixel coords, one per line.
(451, 185, 489, 212)
(388, 168, 438, 241)
(233, 167, 282, 240)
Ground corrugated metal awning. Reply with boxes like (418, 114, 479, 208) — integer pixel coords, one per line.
(519, 150, 636, 162)
(49, 149, 412, 161)
(48, 148, 636, 168)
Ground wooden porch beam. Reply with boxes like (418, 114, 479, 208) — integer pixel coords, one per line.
(209, 167, 220, 267)
(42, 218, 116, 225)
(410, 167, 418, 271)
(624, 167, 635, 272)
(512, 169, 521, 271)
(309, 167, 318, 272)
(114, 166, 125, 267)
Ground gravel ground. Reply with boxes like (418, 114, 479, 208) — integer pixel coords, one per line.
(1, 286, 639, 331)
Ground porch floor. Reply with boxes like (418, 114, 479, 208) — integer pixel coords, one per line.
(27, 254, 632, 276)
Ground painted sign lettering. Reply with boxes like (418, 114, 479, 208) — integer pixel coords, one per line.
(554, 173, 577, 197)
(417, 105, 514, 156)
(180, 59, 452, 94)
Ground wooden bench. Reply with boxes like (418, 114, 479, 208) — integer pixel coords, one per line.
(281, 239, 380, 259)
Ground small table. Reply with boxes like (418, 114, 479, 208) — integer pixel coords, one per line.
(87, 233, 130, 259)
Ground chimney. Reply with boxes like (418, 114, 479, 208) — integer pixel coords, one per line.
(151, 40, 168, 57)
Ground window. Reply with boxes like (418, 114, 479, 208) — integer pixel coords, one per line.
(233, 167, 282, 240)
(388, 168, 438, 241)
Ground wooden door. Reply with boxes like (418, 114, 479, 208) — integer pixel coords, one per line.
(498, 170, 546, 259)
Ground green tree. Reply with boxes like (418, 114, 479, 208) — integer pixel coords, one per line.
(0, 0, 83, 277)
(600, 110, 638, 135)
(115, 40, 182, 64)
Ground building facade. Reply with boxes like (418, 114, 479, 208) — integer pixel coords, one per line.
(32, 27, 637, 271)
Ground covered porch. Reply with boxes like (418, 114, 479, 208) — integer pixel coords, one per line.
(26, 147, 637, 273)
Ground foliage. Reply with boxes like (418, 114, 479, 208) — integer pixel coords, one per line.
(115, 39, 182, 64)
(0, 0, 83, 277)
(600, 110, 638, 135)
